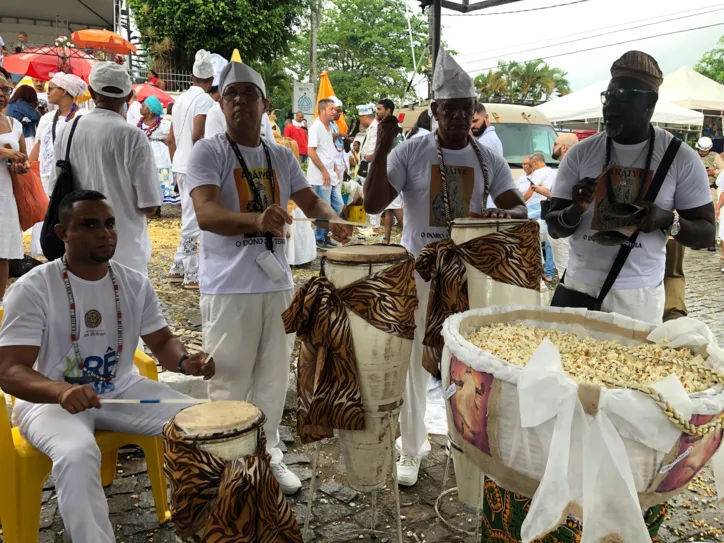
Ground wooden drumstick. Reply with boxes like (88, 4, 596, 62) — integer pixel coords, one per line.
(102, 333, 227, 405)
(293, 217, 360, 226)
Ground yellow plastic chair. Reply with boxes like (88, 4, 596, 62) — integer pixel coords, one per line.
(0, 309, 170, 543)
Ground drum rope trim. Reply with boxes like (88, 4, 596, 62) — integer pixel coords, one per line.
(415, 221, 543, 375)
(434, 133, 490, 233)
(283, 255, 418, 444)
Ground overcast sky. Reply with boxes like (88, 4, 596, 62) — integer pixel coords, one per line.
(406, 0, 724, 97)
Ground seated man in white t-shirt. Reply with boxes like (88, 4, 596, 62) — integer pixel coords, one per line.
(187, 61, 352, 496)
(547, 51, 715, 324)
(363, 49, 527, 487)
(0, 190, 214, 543)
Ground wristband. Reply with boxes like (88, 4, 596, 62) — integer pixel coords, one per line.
(177, 353, 190, 374)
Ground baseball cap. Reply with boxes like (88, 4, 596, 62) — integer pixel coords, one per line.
(89, 62, 132, 98)
(357, 103, 374, 116)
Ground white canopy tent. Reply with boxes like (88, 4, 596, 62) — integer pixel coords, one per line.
(537, 80, 704, 128)
(659, 67, 724, 112)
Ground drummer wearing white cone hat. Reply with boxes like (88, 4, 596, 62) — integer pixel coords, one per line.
(167, 50, 217, 289)
(363, 48, 527, 486)
(186, 59, 352, 495)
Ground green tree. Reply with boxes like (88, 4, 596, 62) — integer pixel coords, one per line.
(127, 0, 306, 72)
(696, 36, 724, 83)
(285, 0, 428, 110)
(475, 59, 570, 104)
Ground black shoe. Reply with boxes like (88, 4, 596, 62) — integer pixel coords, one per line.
(316, 240, 327, 250)
(325, 238, 337, 248)
(708, 247, 717, 252)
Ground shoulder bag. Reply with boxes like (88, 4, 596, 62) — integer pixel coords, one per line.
(550, 136, 682, 310)
(40, 116, 82, 261)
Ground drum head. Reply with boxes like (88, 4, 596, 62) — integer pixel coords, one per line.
(451, 218, 527, 229)
(325, 244, 407, 263)
(175, 401, 263, 439)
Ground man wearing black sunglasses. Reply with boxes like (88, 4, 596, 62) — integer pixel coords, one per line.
(546, 51, 715, 324)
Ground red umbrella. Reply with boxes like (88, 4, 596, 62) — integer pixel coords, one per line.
(133, 84, 175, 108)
(2, 46, 98, 82)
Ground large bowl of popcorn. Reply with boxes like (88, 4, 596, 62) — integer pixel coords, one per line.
(441, 305, 724, 542)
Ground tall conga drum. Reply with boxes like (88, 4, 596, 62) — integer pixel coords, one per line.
(164, 401, 301, 542)
(324, 245, 413, 492)
(448, 218, 544, 508)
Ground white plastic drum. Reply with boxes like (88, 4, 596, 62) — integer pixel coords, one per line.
(323, 245, 413, 492)
(449, 218, 545, 509)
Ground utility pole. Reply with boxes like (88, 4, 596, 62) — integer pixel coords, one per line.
(427, 7, 433, 98)
(309, 0, 320, 93)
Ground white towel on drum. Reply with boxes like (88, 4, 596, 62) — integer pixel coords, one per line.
(285, 207, 316, 266)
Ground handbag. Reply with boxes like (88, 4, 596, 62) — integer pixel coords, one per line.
(8, 159, 47, 231)
(357, 160, 370, 178)
(40, 116, 82, 261)
(550, 136, 682, 310)
(540, 198, 550, 220)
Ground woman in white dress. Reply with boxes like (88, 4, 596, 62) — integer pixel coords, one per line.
(136, 95, 177, 205)
(0, 74, 28, 303)
(28, 73, 88, 256)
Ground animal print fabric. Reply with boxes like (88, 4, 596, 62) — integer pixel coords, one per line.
(282, 252, 418, 444)
(416, 221, 543, 375)
(163, 417, 303, 542)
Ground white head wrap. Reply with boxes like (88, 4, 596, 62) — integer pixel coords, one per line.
(49, 72, 88, 98)
(193, 49, 215, 79)
(330, 96, 343, 107)
(209, 53, 229, 87)
(432, 48, 475, 100)
(357, 103, 374, 116)
(218, 62, 266, 99)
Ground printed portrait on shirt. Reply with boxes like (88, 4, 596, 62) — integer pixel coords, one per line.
(61, 312, 118, 394)
(429, 164, 475, 227)
(234, 167, 280, 237)
(591, 164, 653, 232)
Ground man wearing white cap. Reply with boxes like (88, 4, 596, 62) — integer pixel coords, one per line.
(50, 62, 162, 274)
(364, 49, 527, 486)
(167, 49, 216, 289)
(330, 96, 348, 183)
(186, 60, 351, 494)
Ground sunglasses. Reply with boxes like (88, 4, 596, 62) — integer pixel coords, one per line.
(600, 88, 656, 105)
(222, 88, 262, 102)
(0, 87, 12, 97)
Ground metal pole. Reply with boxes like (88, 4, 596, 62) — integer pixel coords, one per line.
(432, 0, 442, 70)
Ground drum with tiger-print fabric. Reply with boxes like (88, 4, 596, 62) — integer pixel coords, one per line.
(323, 245, 414, 492)
(165, 400, 292, 542)
(449, 218, 545, 509)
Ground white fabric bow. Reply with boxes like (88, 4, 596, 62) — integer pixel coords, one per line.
(517, 340, 687, 542)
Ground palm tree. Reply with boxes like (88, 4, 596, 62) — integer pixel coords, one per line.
(475, 69, 506, 101)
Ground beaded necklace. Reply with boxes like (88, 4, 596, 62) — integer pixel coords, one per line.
(138, 116, 161, 137)
(433, 132, 490, 233)
(62, 256, 123, 384)
(63, 103, 78, 122)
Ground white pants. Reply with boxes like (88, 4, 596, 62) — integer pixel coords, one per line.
(201, 290, 294, 464)
(564, 273, 665, 325)
(549, 236, 570, 276)
(398, 274, 432, 457)
(169, 173, 200, 284)
(18, 378, 190, 543)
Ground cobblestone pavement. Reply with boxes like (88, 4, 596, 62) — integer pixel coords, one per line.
(3, 210, 724, 543)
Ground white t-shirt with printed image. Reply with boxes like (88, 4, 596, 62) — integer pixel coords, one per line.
(171, 86, 215, 174)
(186, 134, 311, 295)
(553, 127, 711, 290)
(307, 118, 339, 186)
(0, 260, 167, 426)
(387, 132, 517, 258)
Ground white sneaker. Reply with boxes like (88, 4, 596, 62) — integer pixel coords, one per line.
(271, 462, 302, 495)
(396, 454, 422, 486)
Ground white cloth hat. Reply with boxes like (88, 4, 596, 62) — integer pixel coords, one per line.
(330, 96, 343, 107)
(696, 136, 713, 151)
(357, 103, 374, 116)
(432, 48, 476, 100)
(49, 72, 88, 98)
(219, 61, 266, 99)
(193, 49, 215, 79)
(209, 53, 228, 87)
(89, 62, 131, 98)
